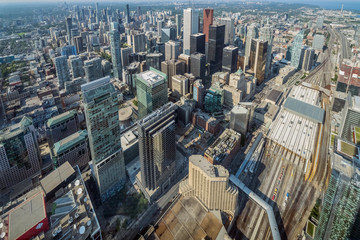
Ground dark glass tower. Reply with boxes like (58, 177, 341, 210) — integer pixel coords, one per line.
(208, 24, 225, 73)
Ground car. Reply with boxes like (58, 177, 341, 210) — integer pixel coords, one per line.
(272, 195, 276, 201)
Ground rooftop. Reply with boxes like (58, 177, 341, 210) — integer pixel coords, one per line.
(283, 97, 325, 123)
(40, 162, 75, 195)
(137, 68, 166, 87)
(118, 107, 133, 121)
(8, 192, 46, 240)
(53, 130, 88, 156)
(266, 89, 282, 104)
(190, 155, 229, 178)
(47, 110, 77, 128)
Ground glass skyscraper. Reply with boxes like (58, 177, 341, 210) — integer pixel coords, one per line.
(109, 29, 122, 80)
(291, 30, 304, 69)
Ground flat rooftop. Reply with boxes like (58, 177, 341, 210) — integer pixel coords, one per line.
(266, 89, 282, 104)
(47, 110, 77, 128)
(53, 130, 88, 156)
(138, 70, 165, 87)
(40, 162, 75, 195)
(288, 85, 320, 106)
(8, 192, 46, 240)
(283, 97, 325, 123)
(190, 155, 229, 178)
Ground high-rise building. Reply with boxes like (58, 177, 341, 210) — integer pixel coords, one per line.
(54, 56, 71, 89)
(175, 14, 181, 37)
(218, 17, 235, 45)
(259, 24, 274, 79)
(0, 117, 41, 190)
(61, 45, 77, 58)
(121, 47, 133, 68)
(193, 79, 205, 108)
(146, 53, 163, 70)
(302, 47, 315, 71)
(208, 24, 225, 73)
(190, 33, 205, 55)
(84, 57, 103, 82)
(316, 16, 324, 29)
(69, 55, 84, 79)
(161, 59, 185, 89)
(203, 8, 213, 43)
(222, 45, 239, 73)
(249, 39, 268, 85)
(132, 33, 146, 53)
(230, 105, 250, 136)
(65, 16, 73, 44)
(178, 54, 191, 73)
(190, 52, 206, 79)
(81, 76, 126, 201)
(109, 29, 122, 80)
(165, 40, 180, 60)
(179, 155, 238, 213)
(245, 23, 259, 68)
(171, 75, 189, 98)
(95, 2, 99, 23)
(137, 102, 177, 195)
(183, 8, 199, 55)
(135, 67, 168, 118)
(291, 30, 304, 69)
(161, 27, 176, 43)
(312, 34, 325, 50)
(74, 36, 83, 54)
(126, 4, 130, 23)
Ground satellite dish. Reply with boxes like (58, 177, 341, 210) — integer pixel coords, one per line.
(0, 223, 3, 228)
(87, 220, 91, 226)
(83, 197, 88, 202)
(77, 188, 83, 195)
(79, 226, 85, 235)
(0, 232, 5, 238)
(75, 180, 80, 186)
(68, 183, 72, 188)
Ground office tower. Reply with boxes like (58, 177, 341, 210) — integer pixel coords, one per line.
(95, 2, 99, 23)
(157, 19, 164, 37)
(260, 24, 274, 79)
(178, 54, 191, 73)
(0, 117, 41, 190)
(190, 53, 206, 79)
(121, 47, 133, 67)
(165, 40, 180, 60)
(218, 17, 235, 45)
(84, 57, 103, 82)
(193, 79, 205, 108)
(190, 33, 205, 54)
(109, 29, 122, 80)
(316, 16, 324, 29)
(230, 105, 250, 136)
(137, 102, 177, 193)
(101, 59, 111, 76)
(82, 76, 126, 201)
(203, 8, 213, 43)
(135, 68, 168, 118)
(208, 24, 225, 73)
(74, 36, 83, 54)
(161, 27, 176, 42)
(291, 30, 304, 69)
(61, 45, 77, 58)
(161, 59, 185, 89)
(179, 155, 238, 213)
(172, 75, 189, 98)
(222, 45, 239, 73)
(245, 23, 259, 68)
(132, 33, 146, 53)
(145, 53, 163, 71)
(137, 6, 141, 17)
(175, 14, 181, 37)
(183, 8, 199, 55)
(110, 21, 119, 31)
(65, 16, 73, 44)
(312, 34, 325, 50)
(54, 56, 71, 89)
(69, 55, 84, 79)
(302, 47, 315, 71)
(249, 39, 268, 85)
(51, 130, 89, 169)
(126, 4, 130, 23)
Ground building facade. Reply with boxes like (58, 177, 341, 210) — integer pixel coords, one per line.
(54, 56, 71, 89)
(222, 45, 239, 73)
(183, 8, 199, 55)
(109, 29, 122, 80)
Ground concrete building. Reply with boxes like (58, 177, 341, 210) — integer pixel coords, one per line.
(312, 34, 325, 50)
(249, 39, 268, 84)
(302, 47, 315, 71)
(204, 128, 241, 166)
(244, 23, 259, 68)
(121, 47, 133, 68)
(101, 59, 111, 76)
(132, 33, 146, 53)
(82, 76, 126, 201)
(51, 130, 89, 169)
(190, 33, 205, 55)
(69, 55, 84, 79)
(84, 58, 103, 82)
(193, 79, 205, 108)
(161, 27, 176, 42)
(161, 59, 185, 89)
(208, 24, 225, 73)
(74, 36, 83, 54)
(222, 45, 239, 73)
(291, 30, 304, 69)
(179, 155, 238, 214)
(203, 8, 213, 43)
(146, 53, 163, 71)
(54, 56, 71, 89)
(218, 17, 235, 45)
(135, 68, 168, 118)
(165, 40, 180, 60)
(316, 16, 324, 29)
(230, 105, 250, 136)
(178, 54, 191, 73)
(136, 102, 178, 202)
(183, 8, 199, 55)
(46, 110, 80, 147)
(0, 117, 41, 190)
(259, 24, 274, 79)
(223, 85, 243, 107)
(109, 29, 122, 80)
(171, 75, 189, 98)
(190, 52, 206, 79)
(65, 16, 73, 44)
(175, 14, 181, 37)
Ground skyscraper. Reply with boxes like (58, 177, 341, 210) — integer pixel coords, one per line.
(203, 8, 213, 43)
(208, 24, 225, 73)
(126, 4, 130, 23)
(161, 27, 176, 42)
(74, 36, 83, 54)
(190, 52, 206, 79)
(222, 45, 239, 73)
(146, 53, 163, 71)
(84, 57, 103, 82)
(259, 23, 274, 79)
(165, 40, 180, 60)
(249, 39, 268, 85)
(54, 55, 71, 89)
(183, 8, 199, 55)
(175, 14, 181, 37)
(218, 17, 235, 45)
(109, 29, 122, 80)
(69, 55, 84, 79)
(132, 33, 146, 53)
(157, 19, 164, 37)
(190, 33, 205, 55)
(0, 117, 41, 190)
(95, 2, 99, 23)
(291, 30, 304, 69)
(135, 67, 168, 118)
(193, 79, 205, 108)
(245, 23, 259, 68)
(65, 16, 73, 44)
(316, 16, 324, 29)
(161, 59, 185, 89)
(312, 34, 325, 50)
(137, 102, 177, 193)
(81, 76, 126, 201)
(302, 47, 315, 71)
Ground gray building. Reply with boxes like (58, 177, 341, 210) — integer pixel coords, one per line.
(312, 34, 325, 50)
(84, 57, 103, 82)
(146, 53, 163, 70)
(121, 47, 133, 68)
(222, 45, 239, 73)
(69, 55, 84, 79)
(190, 33, 205, 55)
(165, 40, 180, 61)
(190, 52, 206, 79)
(230, 105, 250, 136)
(109, 29, 122, 80)
(132, 33, 146, 53)
(218, 17, 235, 45)
(172, 75, 189, 98)
(82, 76, 126, 201)
(302, 47, 315, 71)
(291, 30, 304, 69)
(54, 56, 71, 89)
(259, 24, 274, 79)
